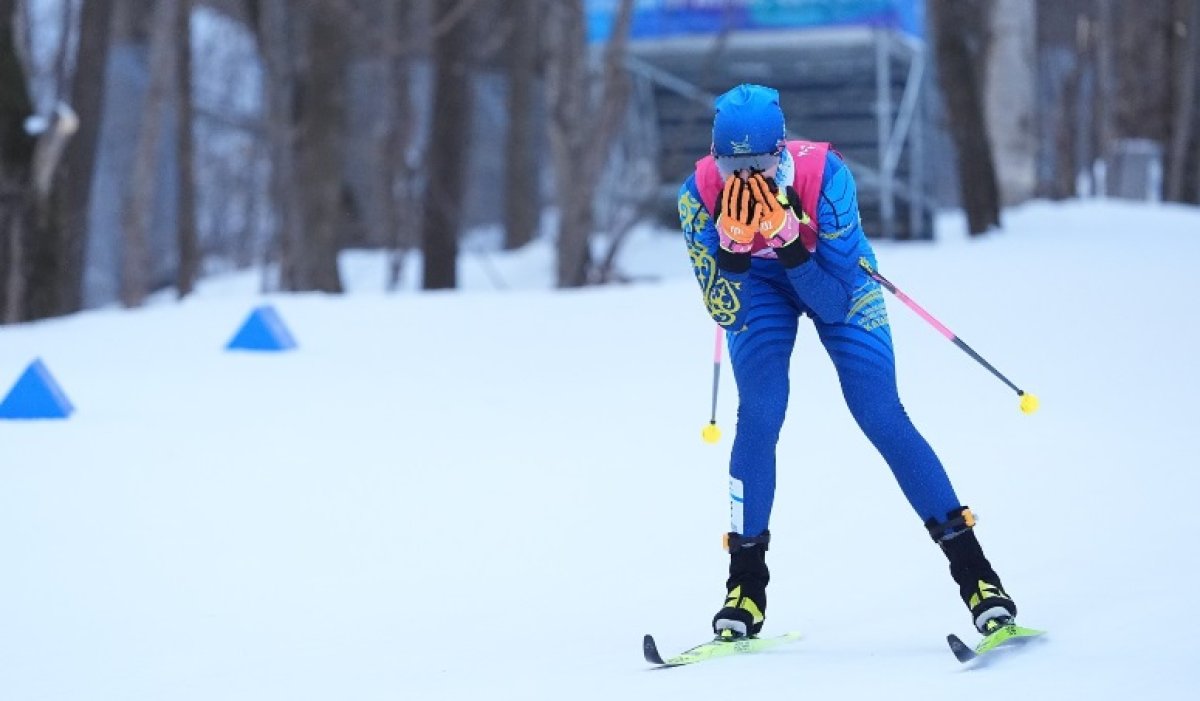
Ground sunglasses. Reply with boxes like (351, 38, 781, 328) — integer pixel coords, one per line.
(714, 151, 783, 179)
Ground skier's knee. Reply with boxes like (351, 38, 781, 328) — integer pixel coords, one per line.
(736, 392, 787, 436)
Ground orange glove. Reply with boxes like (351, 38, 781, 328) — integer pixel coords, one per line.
(716, 175, 760, 254)
(746, 173, 817, 262)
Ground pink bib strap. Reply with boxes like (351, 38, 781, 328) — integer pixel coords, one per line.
(694, 155, 724, 216)
(786, 141, 830, 252)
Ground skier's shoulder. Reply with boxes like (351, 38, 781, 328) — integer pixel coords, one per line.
(679, 170, 700, 196)
(679, 162, 721, 219)
(678, 173, 704, 215)
(812, 149, 854, 200)
(678, 177, 710, 239)
(823, 148, 848, 177)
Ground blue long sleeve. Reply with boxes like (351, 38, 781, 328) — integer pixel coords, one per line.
(783, 152, 877, 324)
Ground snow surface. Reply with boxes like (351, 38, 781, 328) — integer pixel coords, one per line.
(1, 199, 1197, 699)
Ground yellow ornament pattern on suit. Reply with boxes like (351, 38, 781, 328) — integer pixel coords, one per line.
(678, 191, 709, 240)
(688, 239, 742, 327)
(845, 284, 888, 330)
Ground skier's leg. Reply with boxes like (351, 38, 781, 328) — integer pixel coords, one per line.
(812, 315, 960, 521)
(713, 273, 798, 636)
(726, 278, 799, 538)
(814, 311, 1018, 632)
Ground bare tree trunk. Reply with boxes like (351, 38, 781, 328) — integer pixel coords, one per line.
(362, 0, 420, 289)
(503, 0, 539, 250)
(929, 0, 1001, 235)
(422, 0, 473, 290)
(1053, 20, 1084, 199)
(0, 0, 35, 323)
(51, 0, 115, 315)
(1, 202, 26, 324)
(0, 0, 33, 324)
(176, 0, 199, 297)
(544, 0, 590, 287)
(1167, 0, 1198, 202)
(543, 0, 634, 287)
(254, 0, 301, 290)
(1093, 0, 1116, 167)
(1113, 3, 1174, 142)
(291, 0, 346, 292)
(984, 0, 1037, 206)
(1038, 2, 1098, 199)
(122, 0, 182, 308)
(385, 0, 426, 290)
(2, 0, 110, 323)
(253, 0, 345, 293)
(364, 0, 400, 252)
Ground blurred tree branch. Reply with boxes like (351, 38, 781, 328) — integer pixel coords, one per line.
(544, 0, 634, 287)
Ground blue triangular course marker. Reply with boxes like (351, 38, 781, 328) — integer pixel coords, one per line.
(0, 358, 75, 419)
(226, 304, 297, 351)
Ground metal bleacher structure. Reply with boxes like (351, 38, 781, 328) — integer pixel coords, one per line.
(590, 1, 936, 240)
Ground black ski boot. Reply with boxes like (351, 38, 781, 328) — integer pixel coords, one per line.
(712, 531, 770, 638)
(927, 507, 1018, 634)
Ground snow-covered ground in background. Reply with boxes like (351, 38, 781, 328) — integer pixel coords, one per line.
(2, 199, 1197, 699)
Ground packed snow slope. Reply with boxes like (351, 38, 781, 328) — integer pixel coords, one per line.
(1, 199, 1196, 700)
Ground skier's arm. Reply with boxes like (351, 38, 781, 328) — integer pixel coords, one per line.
(678, 179, 751, 331)
(782, 257, 849, 324)
(778, 153, 865, 324)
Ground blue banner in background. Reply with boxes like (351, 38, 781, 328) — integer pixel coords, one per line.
(587, 0, 924, 43)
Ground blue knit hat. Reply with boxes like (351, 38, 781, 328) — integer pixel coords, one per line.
(711, 84, 787, 158)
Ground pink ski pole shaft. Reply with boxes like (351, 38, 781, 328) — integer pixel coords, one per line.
(709, 325, 723, 424)
(858, 259, 1028, 398)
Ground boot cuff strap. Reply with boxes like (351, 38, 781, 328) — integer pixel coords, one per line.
(724, 530, 771, 552)
(925, 507, 976, 542)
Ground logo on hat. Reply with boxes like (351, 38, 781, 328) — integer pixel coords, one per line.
(730, 135, 753, 154)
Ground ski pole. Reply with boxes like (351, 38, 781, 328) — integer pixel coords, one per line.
(701, 325, 724, 443)
(858, 259, 1040, 415)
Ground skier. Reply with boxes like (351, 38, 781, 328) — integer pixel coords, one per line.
(677, 84, 1020, 639)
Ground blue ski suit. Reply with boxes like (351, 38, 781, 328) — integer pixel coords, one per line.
(679, 146, 962, 537)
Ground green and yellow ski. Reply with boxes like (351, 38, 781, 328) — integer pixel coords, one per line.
(643, 631, 802, 668)
(947, 622, 1045, 664)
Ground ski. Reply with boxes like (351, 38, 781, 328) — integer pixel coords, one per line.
(643, 631, 802, 668)
(947, 622, 1045, 664)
